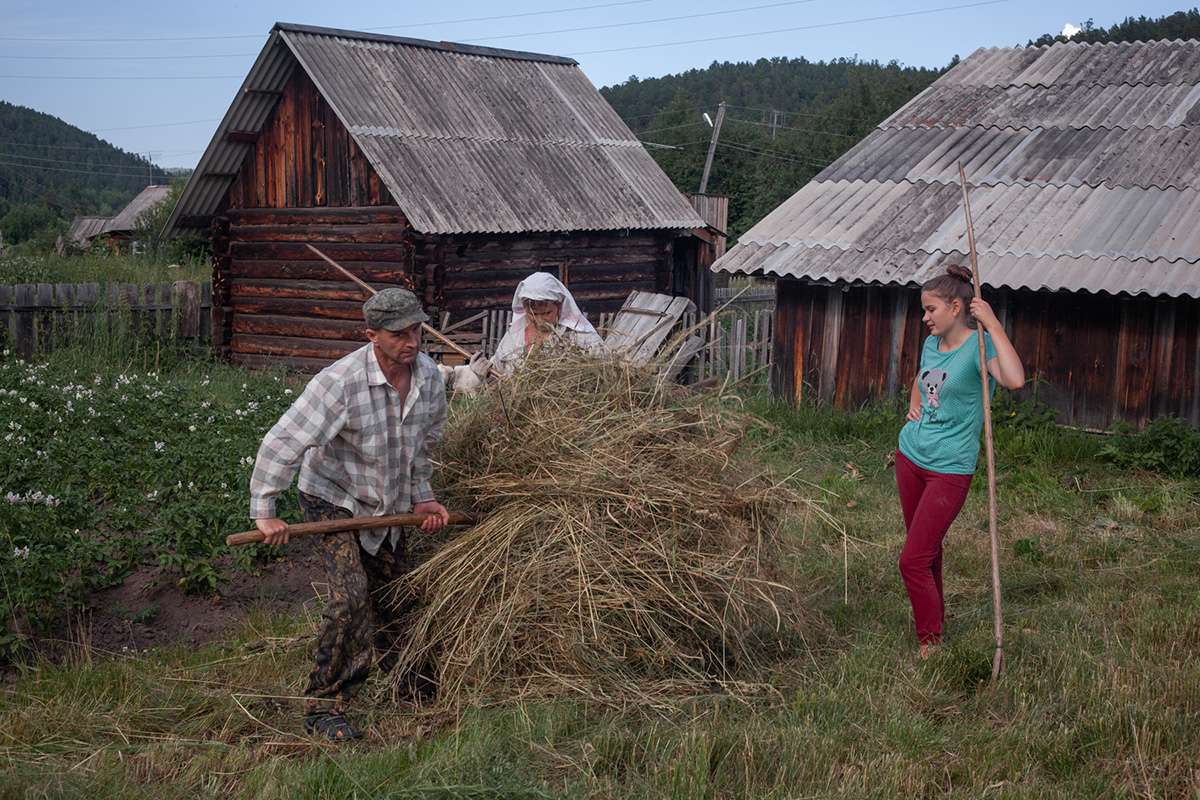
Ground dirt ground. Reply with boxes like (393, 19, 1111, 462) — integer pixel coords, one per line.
(37, 538, 324, 659)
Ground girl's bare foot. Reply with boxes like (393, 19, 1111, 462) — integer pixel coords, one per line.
(918, 642, 940, 660)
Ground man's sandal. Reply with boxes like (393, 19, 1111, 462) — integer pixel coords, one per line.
(304, 713, 361, 740)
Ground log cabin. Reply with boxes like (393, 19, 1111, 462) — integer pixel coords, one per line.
(715, 39, 1200, 430)
(163, 22, 720, 371)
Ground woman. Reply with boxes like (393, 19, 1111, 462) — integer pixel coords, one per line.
(896, 265, 1024, 659)
(492, 273, 604, 375)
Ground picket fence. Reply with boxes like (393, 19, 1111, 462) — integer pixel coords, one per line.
(0, 280, 212, 356)
(476, 302, 775, 384)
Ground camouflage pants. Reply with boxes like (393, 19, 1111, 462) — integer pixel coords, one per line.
(298, 491, 411, 716)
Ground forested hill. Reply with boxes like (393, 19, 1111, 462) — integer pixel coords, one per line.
(1028, 8, 1200, 45)
(0, 101, 170, 218)
(600, 57, 948, 238)
(599, 9, 1200, 239)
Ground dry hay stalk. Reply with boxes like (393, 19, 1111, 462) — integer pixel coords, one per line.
(385, 342, 809, 702)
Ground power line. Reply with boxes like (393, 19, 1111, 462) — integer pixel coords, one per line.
(0, 152, 162, 173)
(724, 114, 858, 139)
(567, 0, 1014, 55)
(0, 74, 243, 81)
(376, 0, 660, 30)
(0, 0, 662, 42)
(92, 119, 220, 132)
(473, 0, 818, 43)
(0, 52, 257, 61)
(0, 157, 169, 179)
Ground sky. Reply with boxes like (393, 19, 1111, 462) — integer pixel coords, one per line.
(0, 0, 1193, 170)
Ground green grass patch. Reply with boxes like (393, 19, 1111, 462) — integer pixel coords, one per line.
(2, 356, 1199, 797)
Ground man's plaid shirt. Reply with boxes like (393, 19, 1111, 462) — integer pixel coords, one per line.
(250, 343, 446, 554)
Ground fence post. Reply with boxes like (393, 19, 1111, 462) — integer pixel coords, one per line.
(173, 280, 200, 341)
(15, 285, 35, 355)
(0, 285, 10, 351)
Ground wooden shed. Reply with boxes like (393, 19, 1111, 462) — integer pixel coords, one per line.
(163, 22, 718, 371)
(715, 40, 1200, 430)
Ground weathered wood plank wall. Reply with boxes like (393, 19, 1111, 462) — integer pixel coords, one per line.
(772, 278, 1200, 430)
(235, 70, 392, 210)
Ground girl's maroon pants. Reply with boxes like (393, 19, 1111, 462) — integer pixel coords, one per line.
(894, 449, 974, 645)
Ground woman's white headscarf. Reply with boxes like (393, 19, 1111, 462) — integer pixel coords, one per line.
(492, 273, 602, 374)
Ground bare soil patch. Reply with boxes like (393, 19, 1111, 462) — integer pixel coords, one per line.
(33, 538, 324, 659)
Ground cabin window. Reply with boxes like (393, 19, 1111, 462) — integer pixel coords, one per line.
(539, 259, 568, 285)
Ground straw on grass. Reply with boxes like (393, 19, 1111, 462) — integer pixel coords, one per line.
(385, 341, 818, 703)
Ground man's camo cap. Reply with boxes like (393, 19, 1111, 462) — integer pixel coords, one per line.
(363, 288, 429, 332)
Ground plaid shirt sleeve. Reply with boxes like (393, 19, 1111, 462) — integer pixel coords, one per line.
(249, 372, 348, 519)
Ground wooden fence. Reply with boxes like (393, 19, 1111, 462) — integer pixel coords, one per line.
(0, 280, 212, 356)
(471, 305, 775, 384)
(0, 281, 773, 384)
(715, 286, 775, 313)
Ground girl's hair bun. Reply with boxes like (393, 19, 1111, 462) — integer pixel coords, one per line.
(945, 264, 973, 283)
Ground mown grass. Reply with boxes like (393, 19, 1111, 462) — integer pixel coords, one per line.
(2, 377, 1199, 797)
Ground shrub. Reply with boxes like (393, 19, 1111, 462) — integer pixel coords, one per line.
(1098, 416, 1200, 477)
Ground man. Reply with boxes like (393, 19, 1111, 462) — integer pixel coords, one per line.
(249, 287, 450, 741)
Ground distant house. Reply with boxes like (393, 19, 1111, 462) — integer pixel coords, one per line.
(163, 22, 720, 372)
(715, 39, 1200, 430)
(69, 185, 172, 251)
(66, 216, 110, 247)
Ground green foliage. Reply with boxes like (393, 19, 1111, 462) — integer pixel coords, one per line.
(602, 57, 946, 238)
(991, 379, 1060, 433)
(1028, 8, 1200, 47)
(0, 204, 63, 247)
(1099, 416, 1200, 477)
(0, 248, 210, 286)
(0, 100, 166, 215)
(0, 339, 299, 652)
(131, 179, 208, 263)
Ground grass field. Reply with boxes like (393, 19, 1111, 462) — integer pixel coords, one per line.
(1, 337, 1198, 797)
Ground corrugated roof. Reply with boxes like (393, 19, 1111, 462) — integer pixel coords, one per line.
(107, 185, 172, 233)
(165, 22, 702, 238)
(67, 215, 110, 244)
(715, 39, 1200, 298)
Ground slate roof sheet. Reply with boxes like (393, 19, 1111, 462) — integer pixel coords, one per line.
(165, 23, 702, 238)
(715, 39, 1200, 298)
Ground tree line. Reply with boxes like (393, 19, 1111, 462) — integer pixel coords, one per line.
(601, 8, 1200, 239)
(3, 9, 1199, 254)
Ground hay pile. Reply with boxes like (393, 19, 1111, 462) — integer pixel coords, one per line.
(386, 346, 812, 702)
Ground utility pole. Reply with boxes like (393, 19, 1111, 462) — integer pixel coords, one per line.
(145, 152, 161, 186)
(699, 101, 726, 194)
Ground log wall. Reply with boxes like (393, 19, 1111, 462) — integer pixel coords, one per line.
(232, 70, 392, 209)
(213, 206, 676, 371)
(772, 278, 1200, 430)
(209, 63, 689, 372)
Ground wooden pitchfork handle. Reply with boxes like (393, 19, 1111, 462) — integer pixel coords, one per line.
(226, 512, 480, 546)
(305, 244, 503, 380)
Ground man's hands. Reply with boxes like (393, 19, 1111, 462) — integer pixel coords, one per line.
(413, 500, 450, 532)
(256, 517, 290, 545)
(253, 501, 450, 544)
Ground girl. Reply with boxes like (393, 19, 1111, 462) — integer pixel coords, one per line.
(896, 265, 1024, 659)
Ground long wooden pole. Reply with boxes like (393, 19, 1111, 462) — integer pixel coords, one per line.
(958, 161, 1004, 679)
(304, 244, 502, 380)
(226, 512, 480, 547)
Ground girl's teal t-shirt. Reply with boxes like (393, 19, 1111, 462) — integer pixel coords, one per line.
(898, 331, 997, 475)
